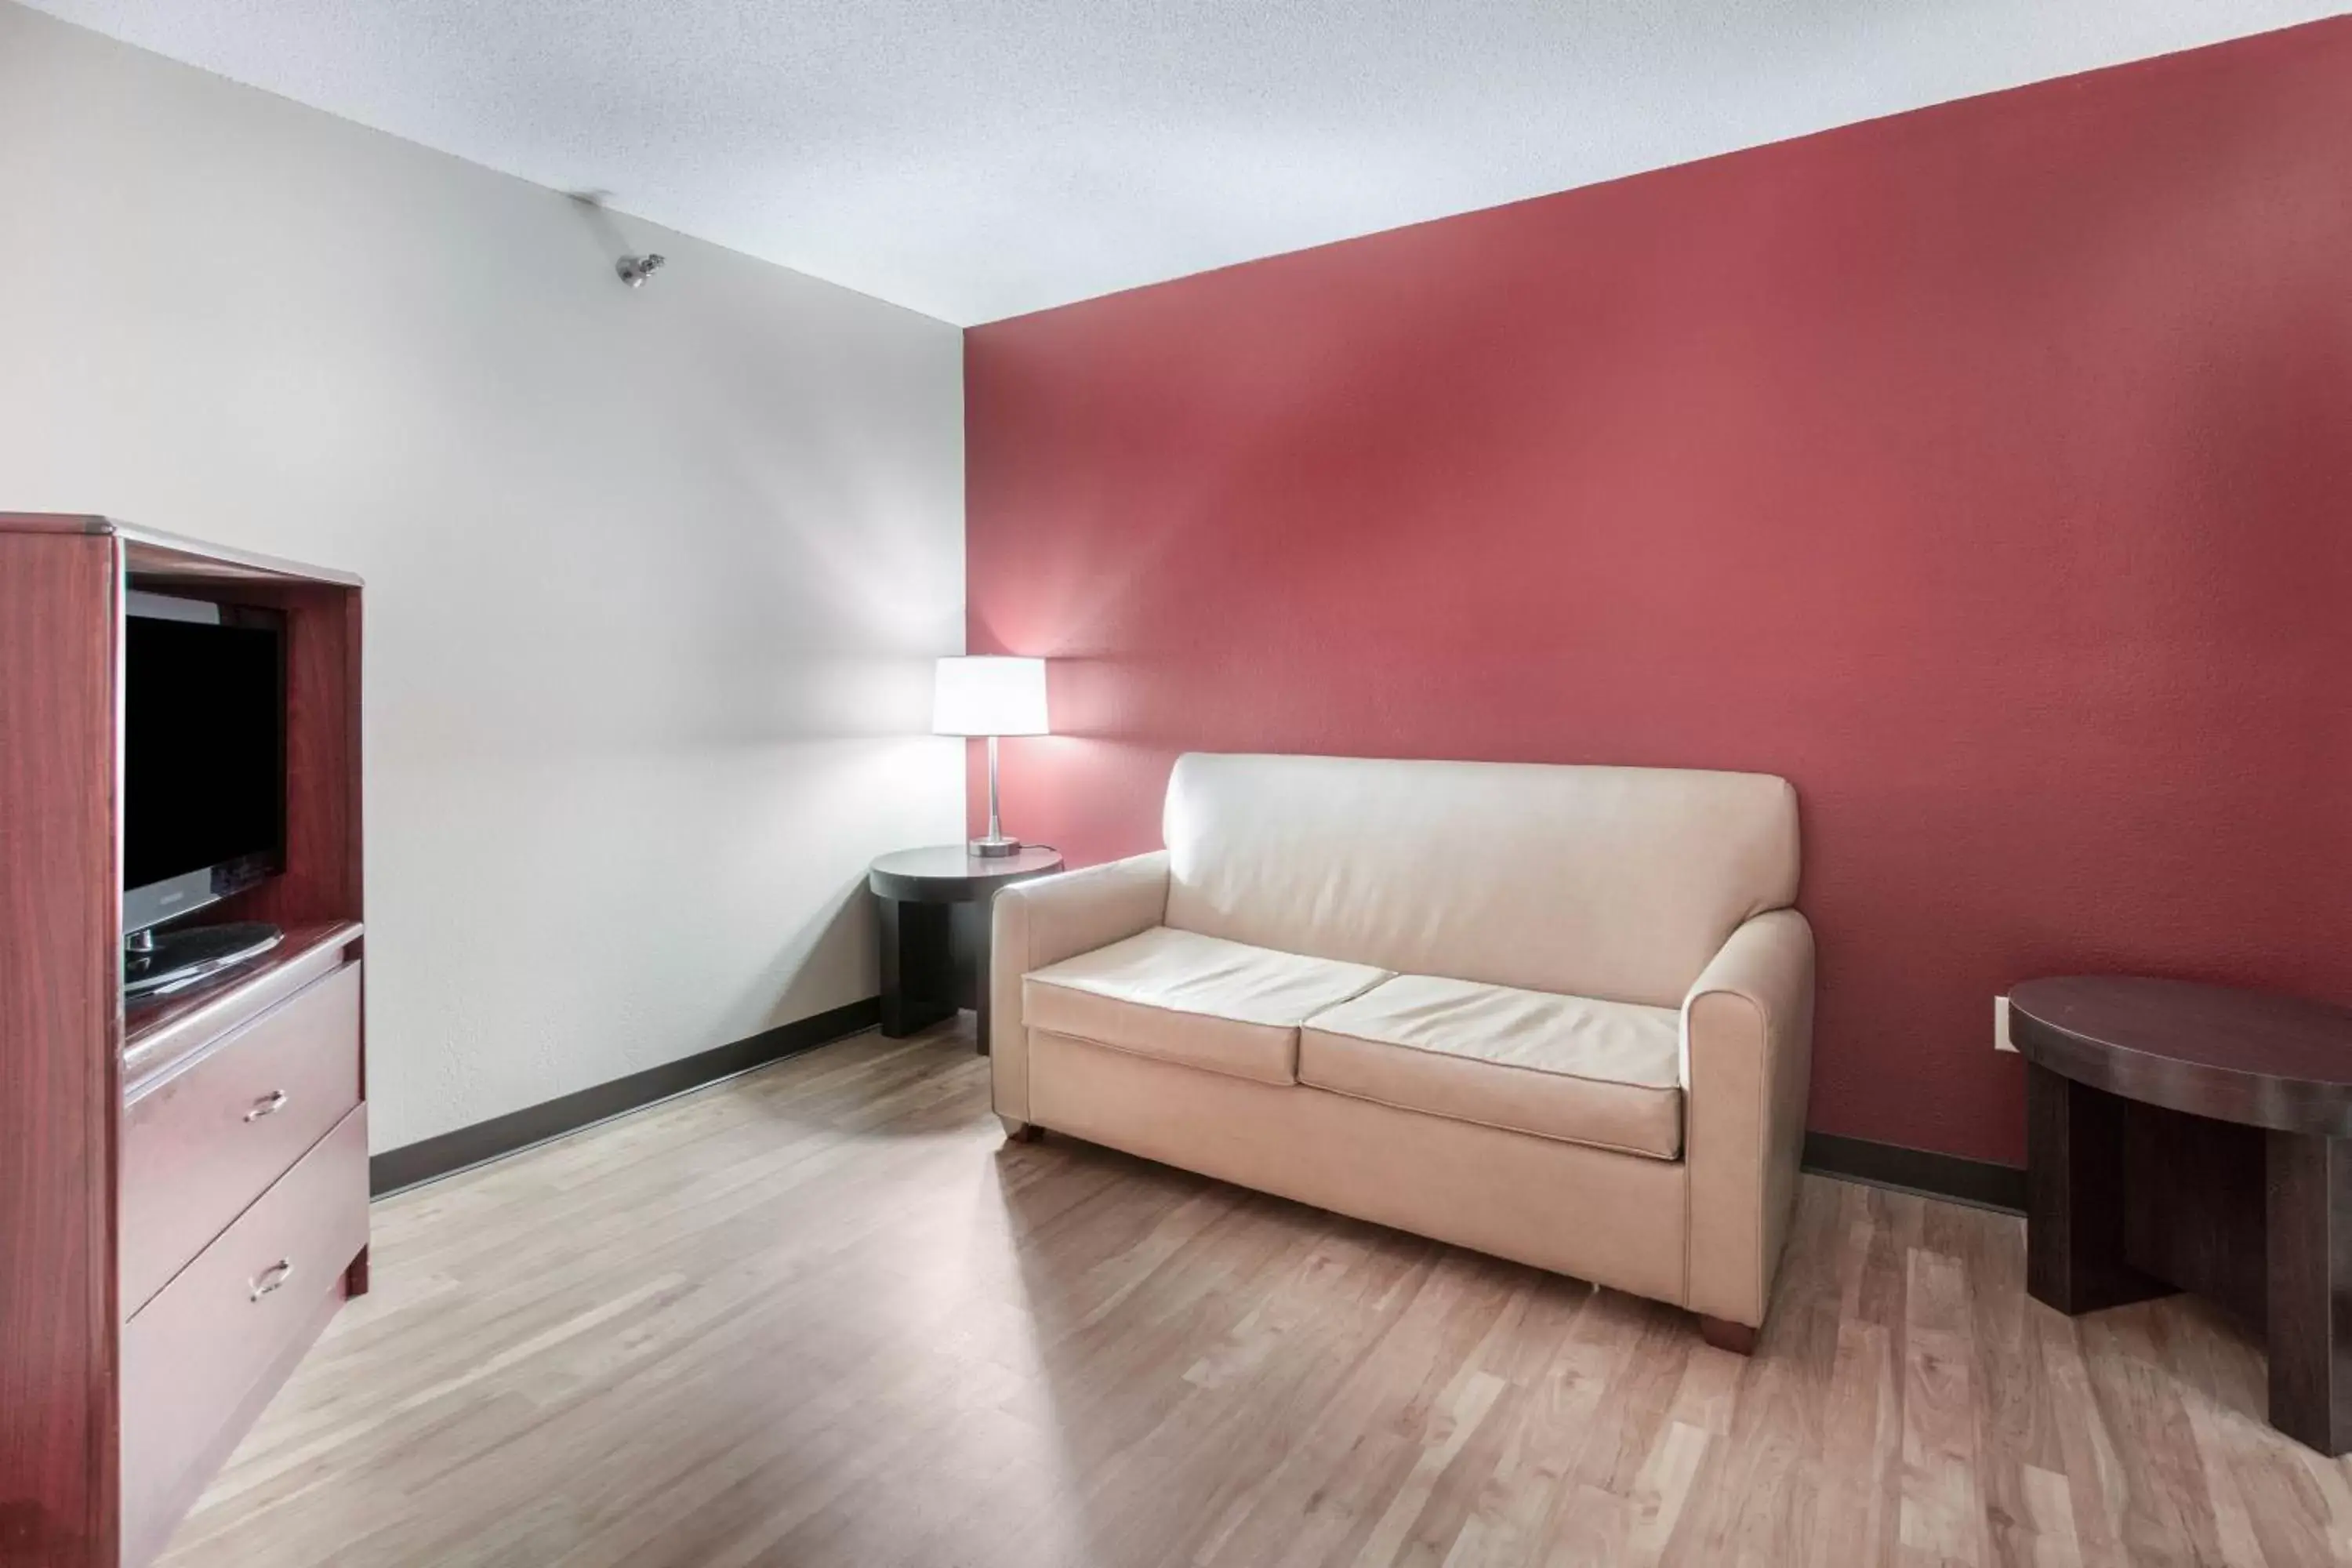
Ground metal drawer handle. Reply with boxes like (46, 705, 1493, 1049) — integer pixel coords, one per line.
(249, 1260, 294, 1301)
(244, 1090, 289, 1121)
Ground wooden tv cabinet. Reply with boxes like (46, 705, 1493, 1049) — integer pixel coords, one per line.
(0, 515, 367, 1568)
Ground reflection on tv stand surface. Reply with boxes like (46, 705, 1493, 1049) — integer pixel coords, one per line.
(121, 920, 365, 1093)
(122, 920, 282, 1000)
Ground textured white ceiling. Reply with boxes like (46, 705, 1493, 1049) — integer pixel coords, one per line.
(20, 0, 2343, 324)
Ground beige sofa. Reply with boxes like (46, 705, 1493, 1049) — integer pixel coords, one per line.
(989, 753, 1813, 1347)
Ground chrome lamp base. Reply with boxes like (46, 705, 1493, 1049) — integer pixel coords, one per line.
(971, 735, 1023, 858)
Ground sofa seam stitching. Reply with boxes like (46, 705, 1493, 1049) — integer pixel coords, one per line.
(1304, 1077, 1682, 1160)
(1036, 1024, 1683, 1160)
(1028, 1025, 1298, 1088)
(1301, 1024, 1682, 1094)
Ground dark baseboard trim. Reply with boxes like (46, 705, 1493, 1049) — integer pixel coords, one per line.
(1802, 1131, 2027, 1215)
(369, 996, 882, 1197)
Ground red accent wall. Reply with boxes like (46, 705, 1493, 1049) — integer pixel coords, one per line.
(964, 20, 2352, 1166)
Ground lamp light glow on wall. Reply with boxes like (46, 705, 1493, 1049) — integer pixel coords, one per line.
(933, 656, 1049, 857)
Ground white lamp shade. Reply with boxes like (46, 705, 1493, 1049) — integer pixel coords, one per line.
(933, 655, 1049, 737)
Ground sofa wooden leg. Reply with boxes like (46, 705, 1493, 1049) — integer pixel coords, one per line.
(999, 1115, 1041, 1143)
(1697, 1314, 1758, 1355)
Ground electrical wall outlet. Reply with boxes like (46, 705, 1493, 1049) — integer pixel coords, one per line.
(1994, 993, 2016, 1054)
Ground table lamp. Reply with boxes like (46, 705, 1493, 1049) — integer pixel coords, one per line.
(933, 655, 1049, 857)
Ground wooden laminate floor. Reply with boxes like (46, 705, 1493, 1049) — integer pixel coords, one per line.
(162, 1020, 2350, 1568)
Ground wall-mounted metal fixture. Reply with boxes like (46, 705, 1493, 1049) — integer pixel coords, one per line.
(617, 253, 666, 288)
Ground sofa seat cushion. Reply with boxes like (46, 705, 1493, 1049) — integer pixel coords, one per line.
(1024, 927, 1390, 1086)
(1298, 975, 1684, 1158)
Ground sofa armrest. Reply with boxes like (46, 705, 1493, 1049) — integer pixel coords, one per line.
(1681, 907, 1815, 1330)
(990, 851, 1171, 1121)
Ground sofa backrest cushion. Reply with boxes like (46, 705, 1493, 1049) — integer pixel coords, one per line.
(1161, 753, 1799, 1008)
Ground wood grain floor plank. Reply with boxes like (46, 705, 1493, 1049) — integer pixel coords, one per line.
(2078, 1309, 2232, 1565)
(1900, 1247, 1985, 1568)
(154, 1021, 2352, 1568)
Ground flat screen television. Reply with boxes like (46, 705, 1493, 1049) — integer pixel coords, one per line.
(123, 591, 287, 936)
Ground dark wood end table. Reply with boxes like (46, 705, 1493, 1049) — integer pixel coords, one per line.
(2013, 975, 2352, 1454)
(868, 845, 1063, 1054)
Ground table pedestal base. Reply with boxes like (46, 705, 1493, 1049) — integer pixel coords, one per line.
(877, 897, 1006, 1054)
(2027, 1062, 2352, 1454)
(869, 845, 1065, 1060)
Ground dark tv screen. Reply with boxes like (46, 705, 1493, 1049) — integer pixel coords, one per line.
(124, 615, 285, 894)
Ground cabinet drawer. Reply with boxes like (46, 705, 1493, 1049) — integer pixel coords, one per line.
(122, 961, 362, 1316)
(121, 1103, 368, 1568)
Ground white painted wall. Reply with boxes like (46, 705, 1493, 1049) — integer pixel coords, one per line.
(0, 2, 967, 1152)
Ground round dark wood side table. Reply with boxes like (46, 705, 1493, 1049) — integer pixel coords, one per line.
(868, 845, 1063, 1054)
(2012, 975, 2352, 1454)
